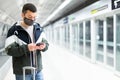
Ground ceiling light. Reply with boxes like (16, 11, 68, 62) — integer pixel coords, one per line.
(41, 0, 72, 26)
(39, 0, 45, 5)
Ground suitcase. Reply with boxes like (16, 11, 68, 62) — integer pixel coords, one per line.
(23, 66, 36, 80)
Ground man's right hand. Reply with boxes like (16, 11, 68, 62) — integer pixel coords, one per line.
(28, 43, 36, 51)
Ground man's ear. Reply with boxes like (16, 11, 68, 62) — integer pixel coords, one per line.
(21, 13, 24, 18)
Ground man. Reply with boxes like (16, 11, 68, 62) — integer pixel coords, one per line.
(5, 3, 49, 80)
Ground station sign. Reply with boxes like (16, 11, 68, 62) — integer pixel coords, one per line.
(112, 0, 120, 10)
(91, 5, 108, 14)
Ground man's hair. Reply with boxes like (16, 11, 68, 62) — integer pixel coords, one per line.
(22, 3, 37, 14)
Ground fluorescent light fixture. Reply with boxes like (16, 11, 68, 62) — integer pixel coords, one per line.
(59, 0, 72, 10)
(41, 0, 72, 26)
(39, 0, 45, 5)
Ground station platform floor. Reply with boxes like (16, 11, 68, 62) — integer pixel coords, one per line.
(42, 43, 120, 80)
(5, 43, 120, 80)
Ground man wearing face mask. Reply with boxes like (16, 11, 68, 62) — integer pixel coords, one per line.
(5, 3, 49, 80)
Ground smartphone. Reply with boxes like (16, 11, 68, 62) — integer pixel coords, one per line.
(36, 43, 44, 46)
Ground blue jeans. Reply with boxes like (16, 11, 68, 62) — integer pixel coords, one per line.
(16, 71, 43, 80)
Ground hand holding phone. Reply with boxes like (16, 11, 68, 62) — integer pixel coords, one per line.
(36, 42, 46, 50)
(36, 43, 44, 46)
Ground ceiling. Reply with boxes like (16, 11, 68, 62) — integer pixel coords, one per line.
(0, 0, 99, 27)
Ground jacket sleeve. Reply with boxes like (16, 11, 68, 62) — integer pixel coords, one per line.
(5, 42, 29, 57)
(40, 31, 49, 52)
(5, 28, 29, 57)
(41, 38, 49, 52)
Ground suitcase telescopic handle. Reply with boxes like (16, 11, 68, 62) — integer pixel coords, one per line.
(23, 66, 36, 80)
